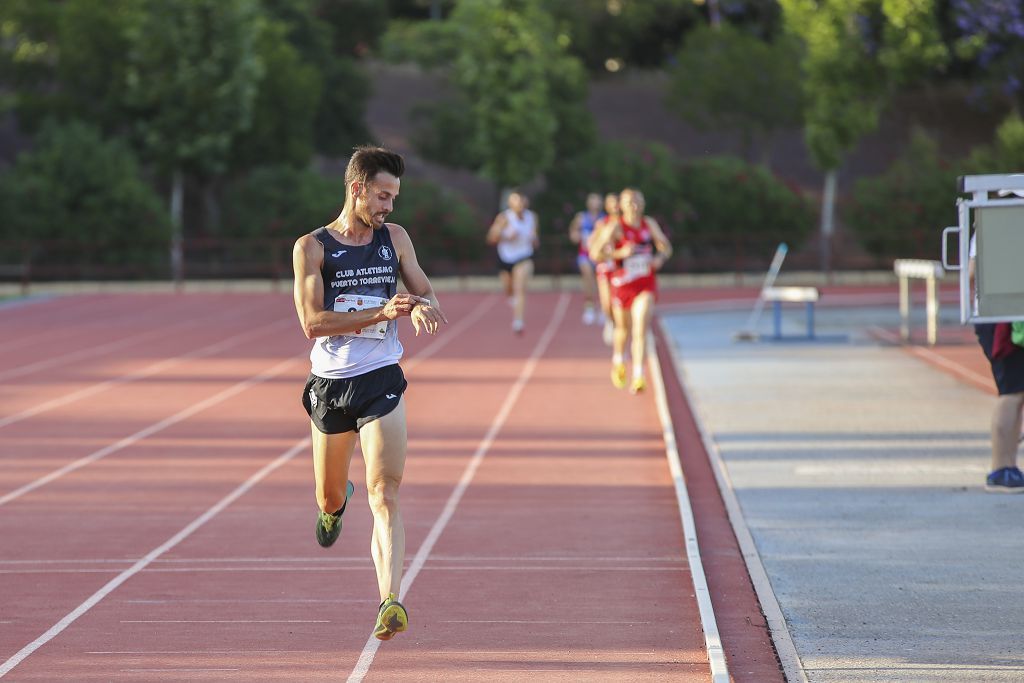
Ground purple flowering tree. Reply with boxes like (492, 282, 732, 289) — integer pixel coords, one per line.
(952, 0, 1024, 109)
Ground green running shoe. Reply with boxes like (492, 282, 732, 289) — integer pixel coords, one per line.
(373, 593, 408, 641)
(315, 480, 354, 548)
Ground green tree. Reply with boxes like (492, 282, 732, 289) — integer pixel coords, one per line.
(667, 23, 804, 166)
(261, 0, 371, 155)
(966, 112, 1024, 172)
(228, 18, 322, 171)
(0, 121, 170, 269)
(0, 0, 61, 121)
(122, 0, 264, 284)
(844, 128, 959, 259)
(412, 0, 594, 194)
(780, 0, 947, 270)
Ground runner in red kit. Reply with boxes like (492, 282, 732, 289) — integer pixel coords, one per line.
(589, 188, 672, 393)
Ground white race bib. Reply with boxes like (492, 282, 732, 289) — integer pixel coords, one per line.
(623, 253, 652, 281)
(334, 294, 388, 340)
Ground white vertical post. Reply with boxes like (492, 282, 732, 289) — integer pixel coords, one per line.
(899, 275, 910, 342)
(926, 274, 938, 346)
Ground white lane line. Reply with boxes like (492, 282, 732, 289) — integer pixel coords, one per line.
(655, 318, 808, 683)
(0, 317, 292, 431)
(121, 599, 364, 605)
(90, 650, 311, 654)
(120, 620, 328, 624)
(0, 438, 310, 679)
(442, 620, 651, 624)
(402, 296, 494, 374)
(346, 292, 570, 683)
(0, 356, 298, 507)
(0, 300, 240, 383)
(647, 330, 728, 683)
(0, 565, 685, 575)
(0, 554, 682, 565)
(121, 669, 240, 673)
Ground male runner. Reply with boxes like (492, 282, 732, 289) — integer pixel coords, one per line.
(568, 192, 605, 325)
(589, 188, 672, 393)
(486, 190, 539, 334)
(592, 192, 620, 345)
(292, 146, 447, 640)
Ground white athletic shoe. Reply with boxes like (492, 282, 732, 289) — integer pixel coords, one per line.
(602, 320, 613, 346)
(512, 319, 524, 335)
(582, 307, 596, 326)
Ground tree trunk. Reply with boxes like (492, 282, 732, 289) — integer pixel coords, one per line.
(707, 0, 722, 28)
(202, 179, 222, 237)
(819, 168, 837, 273)
(170, 169, 185, 289)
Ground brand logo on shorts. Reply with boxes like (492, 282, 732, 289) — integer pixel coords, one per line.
(331, 250, 347, 258)
(309, 389, 318, 408)
(386, 393, 397, 400)
(378, 245, 393, 261)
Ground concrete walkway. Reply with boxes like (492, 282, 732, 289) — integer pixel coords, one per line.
(660, 303, 1024, 682)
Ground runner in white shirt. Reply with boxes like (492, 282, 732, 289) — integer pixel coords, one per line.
(486, 190, 539, 334)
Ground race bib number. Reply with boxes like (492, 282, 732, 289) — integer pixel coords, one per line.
(623, 253, 652, 281)
(334, 294, 388, 340)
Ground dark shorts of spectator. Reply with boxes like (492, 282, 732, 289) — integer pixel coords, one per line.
(975, 324, 1024, 395)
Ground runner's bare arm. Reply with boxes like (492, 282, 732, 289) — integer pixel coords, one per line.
(568, 212, 583, 244)
(485, 212, 508, 246)
(388, 224, 448, 336)
(530, 210, 540, 249)
(292, 234, 427, 339)
(646, 217, 673, 269)
(588, 220, 615, 262)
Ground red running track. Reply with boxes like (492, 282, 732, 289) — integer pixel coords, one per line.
(0, 291, 779, 682)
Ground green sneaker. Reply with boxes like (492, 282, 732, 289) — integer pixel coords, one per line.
(315, 480, 354, 548)
(373, 593, 408, 641)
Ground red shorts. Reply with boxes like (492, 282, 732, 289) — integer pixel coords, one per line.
(611, 274, 656, 309)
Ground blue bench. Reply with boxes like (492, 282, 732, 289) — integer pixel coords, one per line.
(763, 286, 819, 340)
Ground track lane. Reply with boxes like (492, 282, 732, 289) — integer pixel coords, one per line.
(0, 294, 493, 678)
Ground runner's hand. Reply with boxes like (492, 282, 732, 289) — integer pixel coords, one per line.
(380, 294, 430, 320)
(410, 303, 448, 336)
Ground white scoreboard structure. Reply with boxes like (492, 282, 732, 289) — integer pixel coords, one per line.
(944, 173, 1024, 323)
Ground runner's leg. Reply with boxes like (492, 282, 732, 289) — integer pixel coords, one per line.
(311, 423, 357, 514)
(630, 291, 655, 380)
(360, 399, 408, 600)
(511, 259, 533, 329)
(500, 269, 513, 300)
(578, 259, 596, 320)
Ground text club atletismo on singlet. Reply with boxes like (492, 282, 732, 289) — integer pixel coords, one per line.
(309, 226, 402, 379)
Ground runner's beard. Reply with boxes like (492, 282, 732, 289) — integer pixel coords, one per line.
(359, 207, 389, 228)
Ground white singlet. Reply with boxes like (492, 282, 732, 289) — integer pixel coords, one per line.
(496, 209, 536, 264)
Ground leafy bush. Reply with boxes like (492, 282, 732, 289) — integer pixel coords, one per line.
(387, 178, 485, 273)
(536, 141, 813, 271)
(222, 168, 483, 275)
(966, 112, 1024, 173)
(844, 129, 960, 259)
(222, 164, 346, 240)
(678, 156, 815, 243)
(0, 120, 170, 270)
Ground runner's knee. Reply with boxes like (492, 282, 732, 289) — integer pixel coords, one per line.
(367, 476, 401, 512)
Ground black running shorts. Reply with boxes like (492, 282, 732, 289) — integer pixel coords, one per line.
(302, 364, 408, 434)
(975, 324, 1024, 396)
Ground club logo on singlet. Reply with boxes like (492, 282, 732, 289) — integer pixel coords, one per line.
(378, 245, 393, 261)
